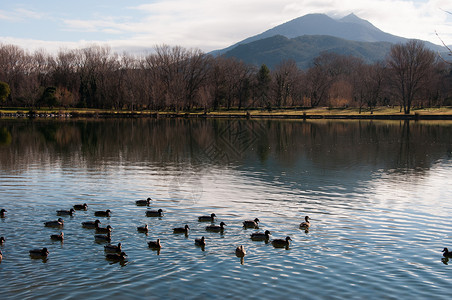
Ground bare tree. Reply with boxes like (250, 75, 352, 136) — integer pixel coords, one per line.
(352, 62, 385, 113)
(272, 60, 302, 108)
(387, 40, 437, 114)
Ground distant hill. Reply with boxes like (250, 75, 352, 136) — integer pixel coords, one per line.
(223, 35, 394, 69)
(212, 13, 446, 69)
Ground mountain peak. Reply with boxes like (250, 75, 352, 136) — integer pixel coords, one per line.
(213, 12, 444, 69)
(260, 13, 404, 44)
(213, 13, 419, 56)
(340, 13, 360, 22)
(339, 13, 377, 30)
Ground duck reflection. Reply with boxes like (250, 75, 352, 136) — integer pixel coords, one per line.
(250, 230, 271, 242)
(195, 236, 206, 251)
(148, 239, 161, 255)
(137, 224, 149, 235)
(235, 245, 246, 265)
(50, 232, 64, 244)
(106, 251, 128, 266)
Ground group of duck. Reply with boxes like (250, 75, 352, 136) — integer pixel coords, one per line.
(2, 205, 452, 264)
(0, 200, 313, 263)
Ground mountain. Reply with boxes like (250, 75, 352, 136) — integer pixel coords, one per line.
(224, 35, 394, 69)
(213, 13, 446, 69)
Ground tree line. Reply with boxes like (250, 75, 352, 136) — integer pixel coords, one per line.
(0, 40, 451, 114)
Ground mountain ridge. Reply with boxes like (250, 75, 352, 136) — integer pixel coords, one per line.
(213, 13, 413, 55)
(212, 13, 446, 69)
(223, 34, 394, 69)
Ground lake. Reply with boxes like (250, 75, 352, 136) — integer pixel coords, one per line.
(0, 118, 451, 299)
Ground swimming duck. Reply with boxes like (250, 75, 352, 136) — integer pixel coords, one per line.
(73, 203, 88, 210)
(250, 230, 271, 241)
(137, 224, 149, 233)
(198, 213, 216, 222)
(104, 243, 122, 253)
(94, 210, 111, 217)
(235, 245, 246, 257)
(0, 209, 6, 217)
(96, 225, 113, 234)
(136, 198, 152, 206)
(29, 247, 49, 258)
(50, 232, 64, 241)
(173, 224, 190, 234)
(57, 208, 75, 216)
(148, 239, 161, 249)
(299, 216, 311, 229)
(442, 248, 452, 258)
(82, 219, 101, 229)
(146, 209, 163, 217)
(195, 236, 206, 247)
(206, 222, 226, 232)
(106, 251, 127, 261)
(243, 218, 260, 229)
(271, 236, 292, 248)
(95, 232, 111, 243)
(0, 236, 5, 245)
(44, 218, 64, 228)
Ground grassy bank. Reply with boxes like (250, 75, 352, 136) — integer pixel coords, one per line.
(1, 106, 452, 119)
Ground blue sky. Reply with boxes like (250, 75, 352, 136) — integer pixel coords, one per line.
(1, 0, 451, 53)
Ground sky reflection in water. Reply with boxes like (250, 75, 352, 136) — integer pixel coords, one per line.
(0, 119, 451, 299)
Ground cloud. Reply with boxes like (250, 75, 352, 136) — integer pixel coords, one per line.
(1, 0, 451, 53)
(0, 7, 45, 22)
(62, 18, 130, 34)
(126, 0, 452, 50)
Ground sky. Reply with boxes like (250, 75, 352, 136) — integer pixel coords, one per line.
(0, 0, 451, 54)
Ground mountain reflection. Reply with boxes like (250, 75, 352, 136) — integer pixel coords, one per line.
(0, 119, 451, 174)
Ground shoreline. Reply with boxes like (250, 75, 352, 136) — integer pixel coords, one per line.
(1, 107, 452, 120)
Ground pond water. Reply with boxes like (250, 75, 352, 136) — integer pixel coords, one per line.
(0, 118, 452, 299)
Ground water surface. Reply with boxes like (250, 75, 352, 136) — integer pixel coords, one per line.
(0, 118, 451, 299)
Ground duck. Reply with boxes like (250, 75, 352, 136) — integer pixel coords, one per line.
(299, 216, 311, 229)
(243, 218, 260, 229)
(173, 224, 190, 234)
(94, 210, 111, 217)
(271, 236, 292, 248)
(106, 251, 127, 261)
(195, 236, 206, 247)
(146, 209, 163, 217)
(206, 222, 226, 232)
(82, 219, 101, 229)
(96, 225, 113, 234)
(198, 213, 216, 222)
(137, 224, 149, 233)
(50, 232, 64, 241)
(0, 236, 5, 245)
(235, 245, 246, 257)
(250, 230, 271, 241)
(44, 218, 64, 228)
(95, 232, 112, 243)
(73, 203, 88, 210)
(0, 250, 2, 262)
(442, 248, 452, 258)
(104, 243, 122, 253)
(148, 239, 161, 249)
(57, 208, 75, 216)
(0, 209, 6, 217)
(136, 198, 152, 206)
(29, 247, 49, 258)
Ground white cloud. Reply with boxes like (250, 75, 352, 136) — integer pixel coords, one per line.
(0, 7, 45, 22)
(126, 0, 452, 50)
(1, 0, 452, 53)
